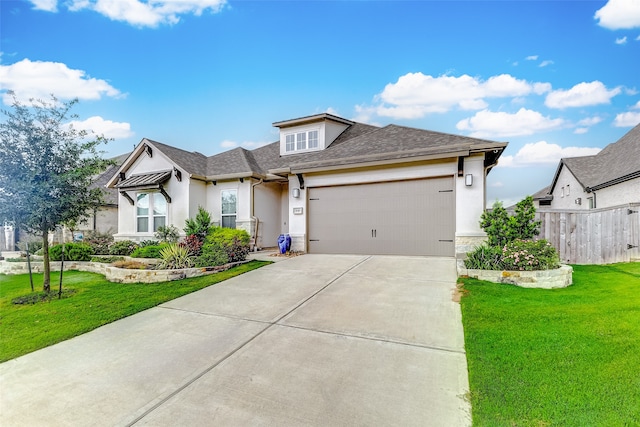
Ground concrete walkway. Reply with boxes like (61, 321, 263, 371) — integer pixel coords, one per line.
(0, 255, 470, 426)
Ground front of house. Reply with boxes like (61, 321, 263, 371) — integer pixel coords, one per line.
(106, 113, 507, 261)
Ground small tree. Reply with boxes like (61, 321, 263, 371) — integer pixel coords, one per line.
(184, 206, 213, 241)
(0, 93, 113, 292)
(480, 197, 541, 247)
(479, 201, 510, 247)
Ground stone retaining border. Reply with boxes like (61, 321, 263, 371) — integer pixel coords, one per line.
(0, 260, 247, 284)
(459, 265, 573, 289)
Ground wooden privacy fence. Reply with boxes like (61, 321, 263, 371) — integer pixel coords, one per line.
(537, 203, 640, 265)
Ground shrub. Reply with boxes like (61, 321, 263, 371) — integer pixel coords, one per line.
(109, 240, 139, 256)
(501, 239, 560, 271)
(130, 244, 168, 259)
(181, 234, 204, 256)
(154, 225, 180, 243)
(139, 239, 160, 247)
(90, 256, 124, 263)
(49, 243, 94, 261)
(184, 207, 213, 241)
(156, 244, 194, 269)
(17, 239, 44, 254)
(83, 231, 114, 255)
(195, 239, 229, 268)
(464, 243, 503, 270)
(480, 196, 541, 247)
(209, 227, 250, 262)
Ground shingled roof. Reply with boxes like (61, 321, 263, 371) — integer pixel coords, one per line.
(550, 124, 640, 193)
(92, 153, 130, 205)
(110, 116, 508, 185)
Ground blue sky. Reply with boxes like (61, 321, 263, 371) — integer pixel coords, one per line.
(1, 0, 639, 206)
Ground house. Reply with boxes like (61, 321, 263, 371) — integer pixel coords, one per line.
(106, 113, 507, 260)
(534, 124, 640, 209)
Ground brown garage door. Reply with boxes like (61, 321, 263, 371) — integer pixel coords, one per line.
(308, 177, 455, 256)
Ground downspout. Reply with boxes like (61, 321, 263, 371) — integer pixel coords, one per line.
(251, 178, 264, 251)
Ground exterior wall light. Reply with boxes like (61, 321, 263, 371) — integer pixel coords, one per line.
(465, 174, 473, 187)
(292, 188, 300, 198)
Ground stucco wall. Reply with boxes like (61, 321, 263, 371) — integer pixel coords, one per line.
(593, 177, 640, 208)
(550, 167, 590, 209)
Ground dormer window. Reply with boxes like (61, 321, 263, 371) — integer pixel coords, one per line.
(285, 129, 320, 153)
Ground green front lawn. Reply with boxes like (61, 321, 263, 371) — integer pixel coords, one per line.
(0, 260, 270, 363)
(460, 262, 640, 426)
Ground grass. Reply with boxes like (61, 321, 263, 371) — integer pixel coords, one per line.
(0, 260, 270, 363)
(460, 262, 640, 427)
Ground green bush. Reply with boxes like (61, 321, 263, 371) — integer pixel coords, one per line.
(83, 231, 114, 255)
(464, 243, 503, 270)
(184, 207, 213, 241)
(130, 244, 168, 259)
(156, 244, 194, 269)
(195, 239, 229, 267)
(49, 243, 94, 261)
(501, 239, 560, 271)
(480, 196, 540, 247)
(17, 239, 43, 254)
(154, 225, 180, 243)
(139, 239, 160, 247)
(90, 256, 125, 263)
(109, 240, 139, 256)
(209, 227, 250, 262)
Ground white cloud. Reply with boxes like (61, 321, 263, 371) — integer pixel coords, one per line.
(66, 116, 134, 139)
(0, 59, 122, 105)
(614, 111, 640, 126)
(456, 108, 565, 138)
(29, 0, 57, 12)
(616, 36, 628, 44)
(545, 81, 621, 109)
(595, 0, 640, 30)
(526, 55, 539, 61)
(325, 107, 340, 116)
(577, 116, 603, 126)
(497, 141, 601, 168)
(220, 140, 270, 150)
(539, 60, 554, 67)
(370, 72, 551, 120)
(67, 0, 226, 27)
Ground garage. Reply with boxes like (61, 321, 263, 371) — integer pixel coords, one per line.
(307, 176, 455, 256)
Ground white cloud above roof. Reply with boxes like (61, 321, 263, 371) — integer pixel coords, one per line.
(0, 59, 122, 105)
(497, 141, 601, 168)
(456, 108, 565, 138)
(66, 116, 134, 140)
(595, 0, 640, 30)
(371, 72, 551, 119)
(30, 0, 226, 27)
(545, 81, 621, 109)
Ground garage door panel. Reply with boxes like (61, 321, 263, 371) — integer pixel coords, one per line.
(308, 177, 455, 256)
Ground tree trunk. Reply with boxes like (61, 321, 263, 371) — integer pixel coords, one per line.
(42, 232, 50, 293)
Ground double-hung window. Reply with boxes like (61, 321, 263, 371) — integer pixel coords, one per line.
(221, 190, 237, 229)
(136, 193, 167, 232)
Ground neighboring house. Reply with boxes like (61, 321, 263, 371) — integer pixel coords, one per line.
(106, 113, 507, 259)
(533, 124, 640, 210)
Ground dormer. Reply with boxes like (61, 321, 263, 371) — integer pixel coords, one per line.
(274, 113, 354, 156)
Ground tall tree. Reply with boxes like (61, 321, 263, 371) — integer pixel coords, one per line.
(0, 92, 113, 292)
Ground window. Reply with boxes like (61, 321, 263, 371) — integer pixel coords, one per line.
(561, 186, 565, 197)
(296, 132, 306, 150)
(308, 130, 318, 149)
(285, 134, 295, 152)
(136, 192, 167, 233)
(566, 184, 570, 196)
(221, 190, 237, 229)
(588, 197, 595, 209)
(284, 129, 320, 152)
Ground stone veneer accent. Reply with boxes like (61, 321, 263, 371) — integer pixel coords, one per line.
(459, 265, 573, 289)
(0, 260, 239, 284)
(455, 234, 487, 273)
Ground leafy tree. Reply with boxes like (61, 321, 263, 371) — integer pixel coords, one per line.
(507, 196, 540, 242)
(0, 92, 113, 292)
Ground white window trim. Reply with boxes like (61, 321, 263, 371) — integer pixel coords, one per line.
(284, 128, 321, 153)
(136, 191, 168, 234)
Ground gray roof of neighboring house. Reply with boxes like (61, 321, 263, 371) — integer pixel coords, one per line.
(92, 153, 130, 205)
(532, 185, 552, 201)
(110, 116, 508, 184)
(551, 123, 640, 192)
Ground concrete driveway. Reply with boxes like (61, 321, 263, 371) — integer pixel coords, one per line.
(0, 255, 470, 426)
